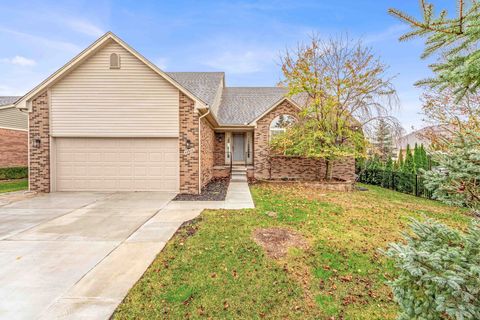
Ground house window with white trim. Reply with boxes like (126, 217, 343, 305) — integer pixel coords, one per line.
(269, 114, 296, 140)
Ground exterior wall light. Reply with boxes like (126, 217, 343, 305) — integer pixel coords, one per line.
(186, 138, 192, 150)
(32, 137, 41, 149)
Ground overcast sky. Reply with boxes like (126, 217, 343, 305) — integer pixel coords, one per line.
(0, 0, 456, 132)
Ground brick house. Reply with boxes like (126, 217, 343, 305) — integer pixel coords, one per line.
(13, 32, 354, 194)
(0, 97, 28, 168)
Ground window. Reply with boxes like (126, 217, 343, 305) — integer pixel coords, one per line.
(269, 114, 296, 140)
(110, 53, 121, 69)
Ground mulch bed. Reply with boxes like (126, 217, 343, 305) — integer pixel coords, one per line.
(173, 177, 229, 201)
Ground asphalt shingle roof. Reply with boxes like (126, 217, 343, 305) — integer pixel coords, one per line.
(166, 72, 224, 107)
(0, 96, 21, 106)
(217, 87, 296, 125)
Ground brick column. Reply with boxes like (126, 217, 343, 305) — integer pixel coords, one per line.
(29, 91, 50, 192)
(179, 92, 199, 194)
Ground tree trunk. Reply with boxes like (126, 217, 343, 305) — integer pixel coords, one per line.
(324, 160, 334, 181)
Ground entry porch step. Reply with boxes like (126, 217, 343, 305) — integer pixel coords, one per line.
(231, 166, 247, 172)
(230, 169, 248, 182)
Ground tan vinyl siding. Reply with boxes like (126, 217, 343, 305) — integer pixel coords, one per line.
(50, 40, 179, 137)
(0, 107, 28, 130)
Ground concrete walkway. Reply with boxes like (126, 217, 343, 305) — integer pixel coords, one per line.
(0, 180, 254, 320)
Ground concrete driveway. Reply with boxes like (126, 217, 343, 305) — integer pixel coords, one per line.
(0, 191, 201, 320)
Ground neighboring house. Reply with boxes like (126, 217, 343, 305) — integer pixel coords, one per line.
(14, 32, 354, 194)
(0, 96, 27, 168)
(395, 125, 453, 158)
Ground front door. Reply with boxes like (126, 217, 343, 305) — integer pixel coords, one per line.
(233, 133, 245, 162)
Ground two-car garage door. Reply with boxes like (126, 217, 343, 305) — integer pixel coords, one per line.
(54, 138, 179, 192)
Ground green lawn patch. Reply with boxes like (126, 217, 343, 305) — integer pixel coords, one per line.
(0, 179, 28, 193)
(113, 183, 469, 320)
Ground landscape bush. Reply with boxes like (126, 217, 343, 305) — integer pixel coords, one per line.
(0, 167, 28, 180)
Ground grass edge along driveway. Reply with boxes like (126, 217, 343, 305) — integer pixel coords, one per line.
(0, 179, 28, 194)
(113, 183, 469, 320)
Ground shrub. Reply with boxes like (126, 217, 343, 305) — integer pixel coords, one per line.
(384, 218, 480, 320)
(0, 167, 28, 180)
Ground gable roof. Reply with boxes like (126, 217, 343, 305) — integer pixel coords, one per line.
(216, 87, 305, 125)
(166, 72, 224, 107)
(11, 32, 309, 127)
(14, 32, 207, 111)
(0, 96, 21, 107)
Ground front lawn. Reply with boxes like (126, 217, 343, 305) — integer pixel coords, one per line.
(113, 183, 470, 320)
(0, 179, 28, 193)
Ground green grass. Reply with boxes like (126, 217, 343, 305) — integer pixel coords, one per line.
(113, 183, 470, 320)
(0, 179, 28, 193)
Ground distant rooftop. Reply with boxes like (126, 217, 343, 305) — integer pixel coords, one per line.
(0, 96, 21, 106)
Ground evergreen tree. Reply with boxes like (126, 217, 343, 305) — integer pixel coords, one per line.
(396, 151, 404, 171)
(373, 119, 395, 163)
(423, 131, 480, 214)
(384, 218, 480, 320)
(399, 144, 416, 194)
(389, 1, 480, 101)
(422, 144, 431, 170)
(413, 143, 422, 170)
(403, 144, 415, 174)
(382, 157, 394, 188)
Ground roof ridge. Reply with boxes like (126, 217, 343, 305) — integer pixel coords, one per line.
(224, 86, 286, 89)
(166, 71, 225, 74)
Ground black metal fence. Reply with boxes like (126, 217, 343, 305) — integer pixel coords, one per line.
(358, 169, 433, 199)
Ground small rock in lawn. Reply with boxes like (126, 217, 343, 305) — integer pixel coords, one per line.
(252, 227, 309, 259)
(266, 211, 278, 218)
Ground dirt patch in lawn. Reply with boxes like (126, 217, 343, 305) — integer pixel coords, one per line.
(173, 178, 229, 201)
(253, 227, 309, 259)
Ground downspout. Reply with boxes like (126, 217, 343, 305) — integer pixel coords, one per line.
(198, 108, 211, 194)
(19, 105, 30, 191)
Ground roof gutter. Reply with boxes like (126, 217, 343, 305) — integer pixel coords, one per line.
(0, 104, 14, 110)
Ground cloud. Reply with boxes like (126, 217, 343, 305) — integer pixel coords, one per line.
(364, 24, 410, 44)
(0, 27, 80, 52)
(61, 18, 104, 37)
(203, 48, 276, 74)
(0, 84, 25, 96)
(155, 57, 168, 70)
(0, 55, 36, 66)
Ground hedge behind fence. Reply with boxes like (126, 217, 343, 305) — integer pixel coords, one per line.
(0, 167, 28, 180)
(358, 168, 433, 199)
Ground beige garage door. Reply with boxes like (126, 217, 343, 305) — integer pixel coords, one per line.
(55, 138, 179, 192)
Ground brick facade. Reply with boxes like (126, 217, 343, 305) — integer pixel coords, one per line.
(213, 132, 225, 166)
(0, 128, 28, 168)
(200, 117, 215, 188)
(179, 93, 200, 194)
(29, 92, 50, 192)
(26, 92, 353, 195)
(253, 99, 355, 182)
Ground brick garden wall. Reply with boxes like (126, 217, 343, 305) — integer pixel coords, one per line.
(29, 91, 50, 192)
(269, 156, 355, 181)
(200, 117, 215, 188)
(254, 100, 355, 182)
(0, 128, 28, 168)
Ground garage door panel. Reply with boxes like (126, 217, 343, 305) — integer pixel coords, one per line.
(55, 138, 179, 192)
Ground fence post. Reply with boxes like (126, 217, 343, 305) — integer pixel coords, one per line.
(392, 172, 395, 190)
